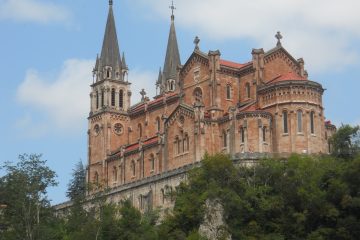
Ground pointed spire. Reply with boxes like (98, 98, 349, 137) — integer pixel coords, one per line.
(156, 67, 162, 86)
(122, 52, 128, 70)
(162, 3, 181, 87)
(98, 1, 122, 80)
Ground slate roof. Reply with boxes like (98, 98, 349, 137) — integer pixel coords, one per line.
(162, 15, 181, 84)
(96, 3, 123, 80)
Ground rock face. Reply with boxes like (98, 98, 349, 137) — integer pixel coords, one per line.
(199, 199, 231, 240)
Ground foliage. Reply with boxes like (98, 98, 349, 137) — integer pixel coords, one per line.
(0, 154, 58, 240)
(66, 160, 86, 201)
(330, 124, 360, 159)
(159, 153, 360, 239)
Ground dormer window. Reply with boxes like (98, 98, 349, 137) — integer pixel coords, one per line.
(104, 67, 112, 79)
(168, 80, 175, 91)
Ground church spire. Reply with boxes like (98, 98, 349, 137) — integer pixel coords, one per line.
(161, 1, 181, 93)
(96, 0, 122, 81)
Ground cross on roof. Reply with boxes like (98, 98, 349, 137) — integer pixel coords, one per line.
(275, 31, 283, 47)
(140, 89, 147, 101)
(169, 1, 176, 17)
(109, 0, 113, 6)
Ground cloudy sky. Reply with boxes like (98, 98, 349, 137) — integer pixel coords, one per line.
(1, 0, 359, 204)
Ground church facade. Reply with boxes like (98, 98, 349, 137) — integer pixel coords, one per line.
(86, 2, 336, 210)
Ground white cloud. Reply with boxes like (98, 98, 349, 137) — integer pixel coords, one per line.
(0, 0, 71, 24)
(16, 59, 157, 135)
(17, 59, 93, 132)
(136, 0, 360, 72)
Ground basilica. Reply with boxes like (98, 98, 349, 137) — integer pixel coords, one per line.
(86, 1, 336, 210)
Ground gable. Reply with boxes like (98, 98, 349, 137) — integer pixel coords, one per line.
(263, 47, 302, 82)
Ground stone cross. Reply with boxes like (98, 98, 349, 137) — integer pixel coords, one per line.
(194, 36, 200, 50)
(109, 0, 113, 6)
(275, 31, 283, 47)
(170, 1, 176, 16)
(140, 89, 147, 101)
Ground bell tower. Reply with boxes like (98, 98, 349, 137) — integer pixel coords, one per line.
(88, 0, 131, 187)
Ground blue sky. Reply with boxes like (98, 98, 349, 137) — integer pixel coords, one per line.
(1, 0, 359, 204)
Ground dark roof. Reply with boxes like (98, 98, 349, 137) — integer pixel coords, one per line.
(96, 4, 122, 79)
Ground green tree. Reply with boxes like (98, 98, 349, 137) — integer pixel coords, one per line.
(0, 154, 58, 240)
(330, 124, 360, 159)
(66, 160, 86, 201)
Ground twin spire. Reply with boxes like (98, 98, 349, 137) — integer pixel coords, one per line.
(95, 0, 181, 94)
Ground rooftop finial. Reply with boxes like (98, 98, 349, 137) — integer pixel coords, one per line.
(169, 1, 176, 20)
(109, 0, 113, 6)
(275, 31, 283, 47)
(194, 36, 200, 50)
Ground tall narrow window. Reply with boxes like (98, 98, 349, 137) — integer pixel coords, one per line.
(177, 137, 181, 154)
(96, 91, 99, 109)
(138, 124, 142, 139)
(111, 88, 115, 106)
(131, 161, 136, 177)
(119, 89, 124, 108)
(193, 87, 203, 104)
(223, 131, 227, 147)
(94, 171, 99, 185)
(240, 127, 245, 143)
(226, 85, 232, 99)
(297, 110, 303, 132)
(310, 111, 315, 134)
(101, 90, 105, 107)
(283, 111, 288, 134)
(150, 154, 155, 172)
(262, 127, 266, 142)
(156, 117, 161, 132)
(113, 167, 117, 182)
(246, 83, 251, 98)
(106, 69, 110, 78)
(184, 134, 189, 151)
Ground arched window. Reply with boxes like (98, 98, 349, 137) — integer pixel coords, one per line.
(94, 171, 99, 185)
(138, 123, 142, 139)
(149, 154, 155, 172)
(111, 88, 115, 106)
(119, 89, 124, 108)
(297, 110, 303, 132)
(240, 127, 245, 143)
(223, 131, 227, 147)
(113, 167, 117, 182)
(106, 68, 111, 78)
(283, 111, 288, 134)
(310, 111, 315, 134)
(184, 134, 189, 152)
(101, 89, 105, 107)
(245, 83, 251, 99)
(131, 161, 136, 177)
(156, 117, 161, 132)
(193, 87, 203, 104)
(262, 127, 266, 142)
(96, 91, 99, 109)
(226, 84, 232, 99)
